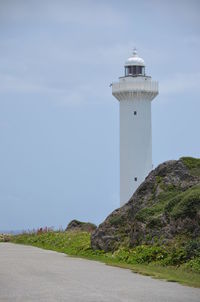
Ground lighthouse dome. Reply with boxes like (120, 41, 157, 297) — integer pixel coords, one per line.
(125, 49, 145, 67)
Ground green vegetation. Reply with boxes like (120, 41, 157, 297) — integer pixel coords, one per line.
(0, 234, 11, 242)
(110, 215, 124, 226)
(11, 231, 92, 257)
(135, 185, 200, 226)
(165, 185, 200, 219)
(181, 157, 200, 176)
(10, 230, 200, 287)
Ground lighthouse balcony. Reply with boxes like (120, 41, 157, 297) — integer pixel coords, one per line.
(112, 80, 158, 101)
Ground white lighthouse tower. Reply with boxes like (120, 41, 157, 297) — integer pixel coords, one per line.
(112, 49, 158, 206)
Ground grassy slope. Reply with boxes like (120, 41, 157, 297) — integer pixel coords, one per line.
(135, 156, 200, 227)
(181, 157, 200, 177)
(10, 231, 200, 288)
(135, 184, 200, 225)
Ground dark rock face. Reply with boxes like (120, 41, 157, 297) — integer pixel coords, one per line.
(66, 219, 97, 233)
(91, 158, 200, 252)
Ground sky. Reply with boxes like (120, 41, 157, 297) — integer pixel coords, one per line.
(0, 0, 200, 231)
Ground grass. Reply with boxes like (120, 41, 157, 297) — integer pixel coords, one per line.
(181, 157, 200, 177)
(135, 185, 200, 225)
(116, 263, 200, 287)
(10, 230, 200, 288)
(165, 185, 200, 219)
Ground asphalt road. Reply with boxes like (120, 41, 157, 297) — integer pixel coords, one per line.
(0, 243, 200, 302)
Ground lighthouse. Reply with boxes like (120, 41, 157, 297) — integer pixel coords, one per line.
(112, 50, 158, 206)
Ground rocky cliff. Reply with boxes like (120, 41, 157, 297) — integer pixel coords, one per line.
(91, 157, 200, 252)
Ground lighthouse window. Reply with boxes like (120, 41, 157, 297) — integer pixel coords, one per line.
(125, 66, 145, 76)
(142, 66, 145, 75)
(132, 66, 136, 74)
(134, 111, 137, 115)
(134, 177, 137, 181)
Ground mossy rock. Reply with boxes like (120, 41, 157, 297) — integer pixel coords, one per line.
(91, 157, 200, 251)
(110, 215, 124, 226)
(181, 157, 200, 177)
(66, 220, 97, 233)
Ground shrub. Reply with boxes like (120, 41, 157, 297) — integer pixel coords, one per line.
(184, 239, 200, 259)
(0, 234, 11, 242)
(113, 245, 168, 264)
(147, 217, 163, 228)
(183, 257, 200, 273)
